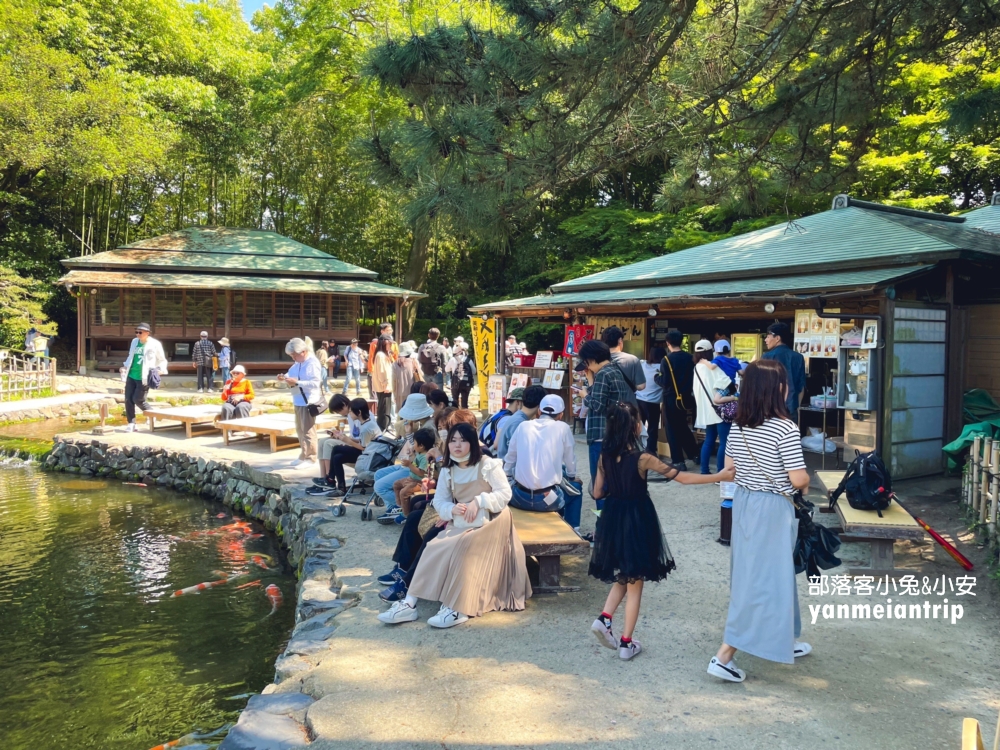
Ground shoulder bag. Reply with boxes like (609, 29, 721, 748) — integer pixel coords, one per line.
(295, 364, 324, 417)
(661, 355, 685, 410)
(695, 365, 736, 423)
(736, 425, 841, 577)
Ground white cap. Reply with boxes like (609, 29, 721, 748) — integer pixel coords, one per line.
(231, 365, 246, 374)
(200, 330, 208, 337)
(714, 339, 731, 353)
(694, 339, 714, 352)
(539, 394, 565, 416)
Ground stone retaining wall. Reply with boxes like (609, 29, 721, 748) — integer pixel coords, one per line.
(1, 396, 121, 423)
(44, 436, 353, 749)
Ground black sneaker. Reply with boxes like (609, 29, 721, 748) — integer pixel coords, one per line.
(377, 507, 403, 525)
(378, 579, 408, 602)
(377, 567, 404, 586)
(306, 485, 343, 497)
(312, 477, 332, 488)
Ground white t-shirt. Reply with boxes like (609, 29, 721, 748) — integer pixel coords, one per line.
(357, 418, 382, 448)
(503, 416, 577, 489)
(725, 418, 805, 494)
(693, 362, 732, 429)
(636, 361, 662, 403)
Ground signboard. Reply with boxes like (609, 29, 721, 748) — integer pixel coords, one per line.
(507, 372, 529, 397)
(534, 350, 553, 369)
(563, 324, 595, 357)
(468, 316, 498, 410)
(731, 333, 760, 363)
(487, 374, 507, 413)
(542, 369, 565, 389)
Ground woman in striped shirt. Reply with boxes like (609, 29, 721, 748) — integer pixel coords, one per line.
(708, 359, 811, 683)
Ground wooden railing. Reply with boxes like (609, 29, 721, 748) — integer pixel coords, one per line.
(0, 349, 57, 401)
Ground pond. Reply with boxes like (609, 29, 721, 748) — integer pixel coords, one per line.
(0, 466, 295, 750)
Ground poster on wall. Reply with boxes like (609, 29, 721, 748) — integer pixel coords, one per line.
(823, 335, 838, 358)
(861, 319, 879, 349)
(732, 333, 761, 363)
(468, 316, 498, 410)
(563, 324, 595, 357)
(542, 369, 565, 389)
(534, 350, 554, 369)
(487, 374, 507, 413)
(795, 310, 811, 337)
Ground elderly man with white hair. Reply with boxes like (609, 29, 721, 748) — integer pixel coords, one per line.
(277, 337, 324, 466)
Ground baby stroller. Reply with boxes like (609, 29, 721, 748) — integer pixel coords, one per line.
(332, 435, 404, 520)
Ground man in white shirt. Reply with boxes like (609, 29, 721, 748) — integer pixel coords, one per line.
(503, 394, 582, 531)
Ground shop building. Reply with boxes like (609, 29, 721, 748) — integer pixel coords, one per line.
(59, 226, 422, 373)
(472, 194, 1000, 478)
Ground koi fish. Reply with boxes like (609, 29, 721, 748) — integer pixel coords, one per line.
(236, 579, 261, 590)
(245, 551, 274, 564)
(124, 482, 147, 487)
(171, 577, 229, 598)
(246, 533, 263, 539)
(216, 512, 228, 518)
(265, 584, 283, 615)
(148, 739, 182, 750)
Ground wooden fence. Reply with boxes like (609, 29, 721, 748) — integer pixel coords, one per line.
(0, 349, 57, 401)
(963, 435, 1000, 536)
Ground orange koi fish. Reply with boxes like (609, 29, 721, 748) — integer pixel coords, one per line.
(171, 577, 229, 598)
(265, 584, 283, 615)
(236, 579, 261, 590)
(216, 512, 227, 518)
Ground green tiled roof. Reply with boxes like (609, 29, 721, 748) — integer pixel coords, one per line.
(961, 204, 1000, 234)
(551, 204, 1000, 293)
(471, 265, 930, 312)
(59, 270, 424, 298)
(63, 227, 377, 278)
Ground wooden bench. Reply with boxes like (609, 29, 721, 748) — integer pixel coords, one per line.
(144, 403, 258, 439)
(814, 470, 926, 578)
(219, 413, 338, 453)
(509, 507, 591, 593)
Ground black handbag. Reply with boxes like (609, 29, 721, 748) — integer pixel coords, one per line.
(736, 426, 842, 577)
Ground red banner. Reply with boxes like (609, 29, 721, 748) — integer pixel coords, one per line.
(563, 324, 594, 357)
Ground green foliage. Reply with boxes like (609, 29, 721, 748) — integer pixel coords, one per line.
(0, 264, 56, 348)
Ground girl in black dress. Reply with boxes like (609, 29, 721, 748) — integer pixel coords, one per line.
(589, 402, 732, 660)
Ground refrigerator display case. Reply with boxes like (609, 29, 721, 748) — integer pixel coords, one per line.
(837, 346, 876, 411)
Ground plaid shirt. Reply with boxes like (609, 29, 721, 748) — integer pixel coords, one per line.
(583, 363, 637, 444)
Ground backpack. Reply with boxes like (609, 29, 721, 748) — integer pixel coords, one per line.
(479, 409, 511, 448)
(830, 450, 893, 516)
(417, 343, 437, 373)
(228, 347, 238, 368)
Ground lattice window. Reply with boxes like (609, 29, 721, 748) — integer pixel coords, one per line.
(91, 288, 121, 327)
(123, 289, 152, 326)
(303, 294, 326, 329)
(274, 293, 301, 330)
(186, 290, 214, 329)
(215, 291, 227, 330)
(231, 292, 244, 328)
(330, 296, 357, 330)
(154, 289, 183, 327)
(245, 292, 272, 330)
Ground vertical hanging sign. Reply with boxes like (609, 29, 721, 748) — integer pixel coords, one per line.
(468, 316, 497, 410)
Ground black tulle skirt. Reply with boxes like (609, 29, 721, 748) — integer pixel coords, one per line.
(588, 492, 676, 584)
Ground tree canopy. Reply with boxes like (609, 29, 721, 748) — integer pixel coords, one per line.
(2, 0, 1000, 347)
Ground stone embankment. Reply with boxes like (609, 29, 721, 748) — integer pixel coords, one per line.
(0, 393, 120, 423)
(45, 436, 352, 749)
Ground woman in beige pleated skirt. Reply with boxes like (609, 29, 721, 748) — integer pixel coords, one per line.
(378, 422, 532, 628)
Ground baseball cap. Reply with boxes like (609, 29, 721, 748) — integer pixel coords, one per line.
(508, 387, 526, 401)
(714, 339, 731, 353)
(694, 339, 713, 352)
(539, 394, 565, 415)
(200, 330, 208, 337)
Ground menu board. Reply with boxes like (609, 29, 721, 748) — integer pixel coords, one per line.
(794, 309, 840, 358)
(732, 333, 761, 363)
(487, 374, 507, 413)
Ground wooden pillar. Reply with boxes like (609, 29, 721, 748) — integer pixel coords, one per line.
(980, 437, 992, 524)
(224, 290, 231, 338)
(77, 292, 86, 372)
(498, 316, 507, 376)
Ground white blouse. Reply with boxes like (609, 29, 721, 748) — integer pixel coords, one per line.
(432, 457, 512, 521)
(693, 361, 732, 429)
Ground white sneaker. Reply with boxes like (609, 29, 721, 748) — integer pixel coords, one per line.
(197, 388, 204, 393)
(707, 656, 746, 682)
(427, 606, 469, 629)
(591, 618, 617, 650)
(619, 639, 642, 661)
(377, 600, 419, 624)
(290, 459, 305, 467)
(793, 641, 812, 658)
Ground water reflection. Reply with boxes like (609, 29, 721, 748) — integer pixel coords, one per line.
(0, 468, 294, 749)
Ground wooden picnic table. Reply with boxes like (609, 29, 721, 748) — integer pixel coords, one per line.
(143, 403, 256, 439)
(815, 470, 926, 578)
(219, 413, 339, 453)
